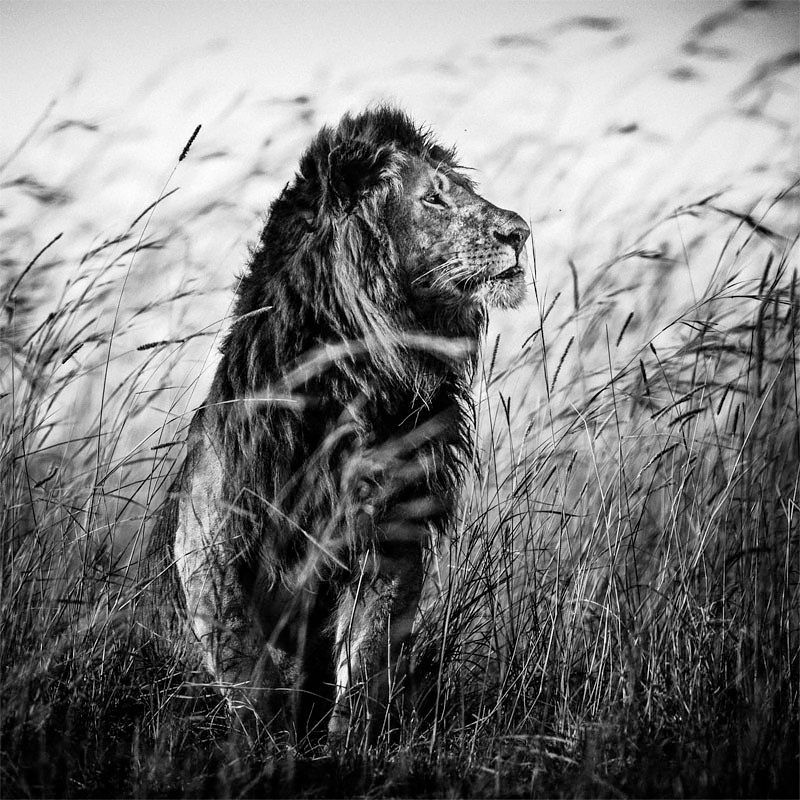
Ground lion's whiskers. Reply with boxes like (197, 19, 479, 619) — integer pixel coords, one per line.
(438, 261, 481, 291)
(412, 257, 460, 287)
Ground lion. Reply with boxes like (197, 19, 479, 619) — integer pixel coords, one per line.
(145, 105, 529, 748)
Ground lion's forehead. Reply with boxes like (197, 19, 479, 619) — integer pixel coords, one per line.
(430, 176, 504, 231)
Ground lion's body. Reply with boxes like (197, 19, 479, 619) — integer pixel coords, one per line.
(145, 107, 529, 746)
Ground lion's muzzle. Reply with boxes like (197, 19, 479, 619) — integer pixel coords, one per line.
(492, 214, 530, 258)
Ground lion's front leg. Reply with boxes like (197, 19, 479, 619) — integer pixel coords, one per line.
(174, 488, 284, 741)
(329, 542, 423, 749)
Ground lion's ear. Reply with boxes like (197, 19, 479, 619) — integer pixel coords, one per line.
(327, 141, 392, 211)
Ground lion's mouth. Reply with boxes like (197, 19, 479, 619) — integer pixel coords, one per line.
(489, 265, 524, 282)
(453, 263, 525, 295)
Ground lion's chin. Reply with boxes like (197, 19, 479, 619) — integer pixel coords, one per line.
(480, 274, 528, 309)
(469, 258, 528, 309)
(479, 247, 530, 309)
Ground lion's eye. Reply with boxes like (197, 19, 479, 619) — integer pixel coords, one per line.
(422, 190, 447, 208)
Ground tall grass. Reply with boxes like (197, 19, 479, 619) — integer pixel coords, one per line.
(415, 206, 799, 796)
(2, 165, 797, 795)
(2, 10, 799, 790)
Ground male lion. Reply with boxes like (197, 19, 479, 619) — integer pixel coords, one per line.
(146, 106, 529, 748)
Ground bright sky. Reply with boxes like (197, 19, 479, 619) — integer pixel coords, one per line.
(1, 1, 535, 152)
(0, 0, 749, 156)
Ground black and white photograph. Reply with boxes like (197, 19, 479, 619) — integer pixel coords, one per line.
(1, 1, 798, 797)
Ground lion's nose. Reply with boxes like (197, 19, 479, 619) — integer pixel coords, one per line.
(493, 216, 530, 256)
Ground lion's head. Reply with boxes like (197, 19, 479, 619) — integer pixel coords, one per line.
(239, 106, 529, 356)
(387, 152, 529, 313)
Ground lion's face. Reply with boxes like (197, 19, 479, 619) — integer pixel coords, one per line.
(389, 157, 530, 311)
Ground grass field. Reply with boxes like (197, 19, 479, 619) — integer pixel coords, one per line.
(2, 5, 798, 798)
